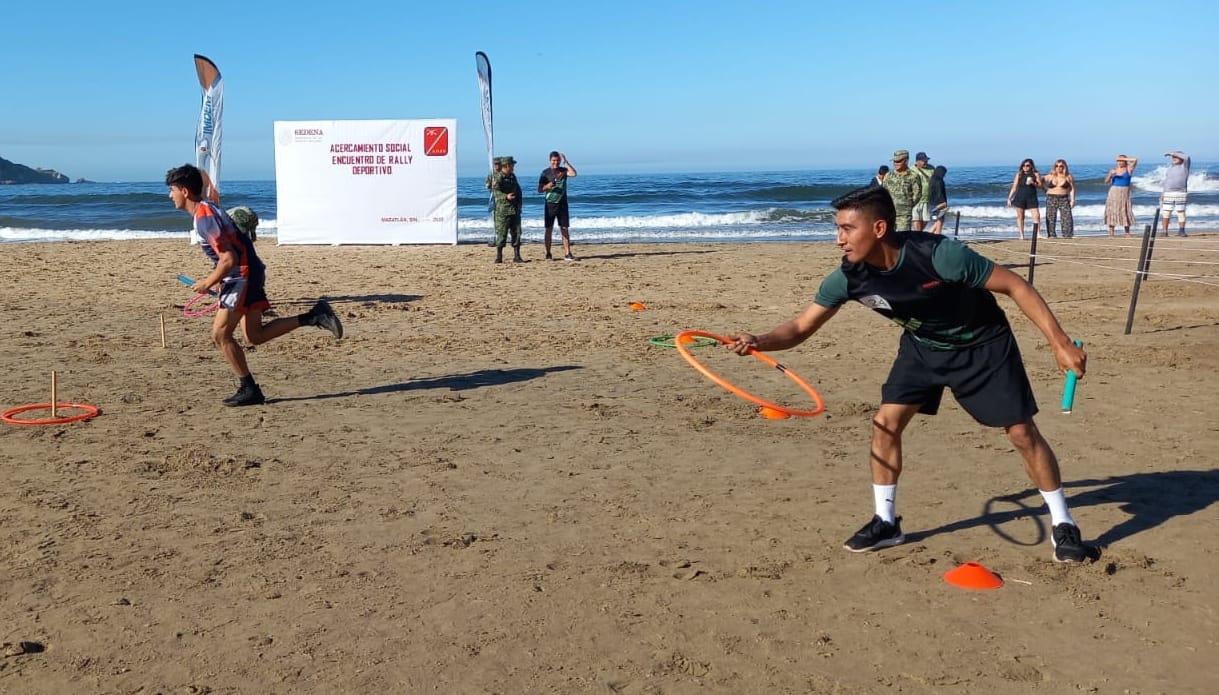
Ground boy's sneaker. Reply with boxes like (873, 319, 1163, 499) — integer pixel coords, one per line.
(1051, 523, 1092, 563)
(564, 253, 577, 262)
(843, 515, 905, 553)
(223, 383, 265, 407)
(304, 300, 343, 339)
(545, 252, 554, 260)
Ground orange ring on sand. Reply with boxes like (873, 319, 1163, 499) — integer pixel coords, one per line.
(674, 330, 825, 418)
(2, 402, 101, 426)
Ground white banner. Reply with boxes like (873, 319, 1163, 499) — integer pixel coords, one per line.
(192, 54, 223, 244)
(475, 52, 493, 174)
(273, 119, 457, 245)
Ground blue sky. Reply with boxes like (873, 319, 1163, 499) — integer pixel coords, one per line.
(2, 0, 1216, 181)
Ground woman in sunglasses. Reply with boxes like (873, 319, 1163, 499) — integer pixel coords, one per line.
(1007, 158, 1042, 240)
(1042, 160, 1076, 238)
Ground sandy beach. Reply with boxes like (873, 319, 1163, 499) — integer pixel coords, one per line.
(2, 236, 1217, 694)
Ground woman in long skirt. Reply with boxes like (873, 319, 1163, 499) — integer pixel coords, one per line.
(1104, 155, 1138, 236)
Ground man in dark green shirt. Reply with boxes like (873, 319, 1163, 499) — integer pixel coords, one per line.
(728, 186, 1094, 564)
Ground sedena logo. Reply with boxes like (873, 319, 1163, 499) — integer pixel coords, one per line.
(291, 128, 324, 144)
(423, 127, 449, 156)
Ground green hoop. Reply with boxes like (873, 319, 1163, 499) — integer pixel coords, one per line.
(648, 334, 719, 349)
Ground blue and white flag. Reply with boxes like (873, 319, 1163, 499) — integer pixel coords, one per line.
(475, 51, 494, 215)
(194, 55, 223, 225)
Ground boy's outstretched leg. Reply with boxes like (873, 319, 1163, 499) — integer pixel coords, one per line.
(295, 300, 343, 339)
(215, 301, 343, 407)
(844, 403, 920, 552)
(1005, 419, 1094, 563)
(210, 308, 265, 407)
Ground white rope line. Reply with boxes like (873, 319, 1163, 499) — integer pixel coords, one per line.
(976, 243, 1219, 288)
(1029, 254, 1219, 266)
(1033, 238, 1219, 252)
(961, 238, 1219, 256)
(1033, 255, 1219, 280)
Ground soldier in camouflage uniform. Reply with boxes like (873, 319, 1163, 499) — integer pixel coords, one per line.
(492, 156, 524, 263)
(882, 149, 923, 232)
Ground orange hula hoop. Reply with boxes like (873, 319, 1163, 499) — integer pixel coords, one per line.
(2, 402, 101, 426)
(674, 330, 825, 418)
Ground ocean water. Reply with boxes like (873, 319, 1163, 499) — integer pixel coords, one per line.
(2, 164, 1216, 244)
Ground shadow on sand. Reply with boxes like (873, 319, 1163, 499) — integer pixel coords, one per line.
(905, 469, 1219, 550)
(266, 365, 582, 404)
(275, 293, 422, 308)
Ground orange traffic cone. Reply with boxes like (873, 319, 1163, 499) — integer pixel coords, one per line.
(943, 562, 1003, 590)
(759, 406, 791, 420)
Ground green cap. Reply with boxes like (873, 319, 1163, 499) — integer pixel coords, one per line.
(492, 156, 503, 165)
(227, 206, 259, 238)
(499, 156, 516, 165)
(892, 149, 909, 161)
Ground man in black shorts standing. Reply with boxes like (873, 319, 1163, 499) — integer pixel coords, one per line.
(538, 150, 578, 261)
(728, 186, 1094, 563)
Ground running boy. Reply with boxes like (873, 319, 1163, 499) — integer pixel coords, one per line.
(166, 164, 343, 406)
(728, 186, 1094, 563)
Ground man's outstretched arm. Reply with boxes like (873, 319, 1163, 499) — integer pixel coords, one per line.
(984, 265, 1086, 377)
(728, 303, 839, 355)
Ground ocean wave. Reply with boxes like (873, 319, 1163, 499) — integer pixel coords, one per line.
(0, 227, 191, 243)
(952, 203, 1219, 219)
(1132, 165, 1218, 193)
(459, 210, 772, 230)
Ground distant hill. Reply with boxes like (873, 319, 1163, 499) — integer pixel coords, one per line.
(0, 155, 71, 184)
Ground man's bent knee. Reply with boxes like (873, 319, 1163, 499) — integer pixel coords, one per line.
(1005, 421, 1040, 451)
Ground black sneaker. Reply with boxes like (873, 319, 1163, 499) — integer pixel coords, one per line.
(222, 383, 265, 407)
(1051, 523, 1092, 563)
(305, 300, 343, 339)
(564, 253, 577, 262)
(843, 515, 905, 553)
(545, 252, 554, 260)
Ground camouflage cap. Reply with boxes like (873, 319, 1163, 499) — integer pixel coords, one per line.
(492, 156, 504, 165)
(892, 149, 909, 161)
(227, 206, 259, 237)
(500, 156, 517, 165)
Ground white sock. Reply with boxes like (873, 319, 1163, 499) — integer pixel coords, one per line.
(1039, 487, 1075, 527)
(873, 484, 897, 523)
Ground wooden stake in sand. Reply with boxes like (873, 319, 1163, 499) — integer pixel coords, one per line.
(51, 371, 58, 418)
(159, 313, 167, 349)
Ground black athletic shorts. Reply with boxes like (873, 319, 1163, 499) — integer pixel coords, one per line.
(545, 200, 570, 229)
(218, 266, 271, 314)
(881, 330, 1038, 427)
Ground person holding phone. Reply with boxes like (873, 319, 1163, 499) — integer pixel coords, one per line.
(1007, 159, 1042, 240)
